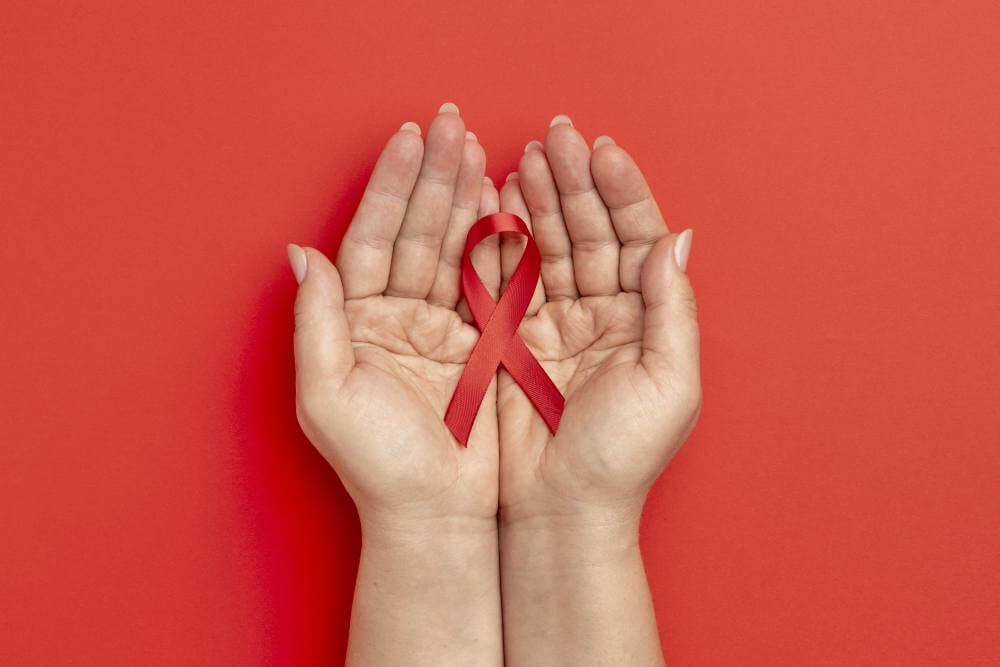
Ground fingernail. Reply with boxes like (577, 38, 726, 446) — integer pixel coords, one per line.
(524, 139, 543, 152)
(399, 121, 421, 135)
(549, 114, 572, 127)
(287, 244, 307, 284)
(505, 172, 518, 182)
(465, 130, 477, 141)
(593, 135, 615, 149)
(439, 102, 459, 114)
(673, 229, 693, 272)
(483, 176, 493, 187)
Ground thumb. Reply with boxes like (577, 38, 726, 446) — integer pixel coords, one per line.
(639, 230, 699, 383)
(289, 244, 355, 396)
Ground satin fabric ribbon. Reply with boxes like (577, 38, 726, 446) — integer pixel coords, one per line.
(444, 213, 565, 445)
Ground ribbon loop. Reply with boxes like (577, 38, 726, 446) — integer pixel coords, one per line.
(444, 213, 565, 445)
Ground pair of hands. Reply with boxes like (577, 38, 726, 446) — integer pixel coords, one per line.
(289, 102, 700, 664)
(290, 103, 700, 541)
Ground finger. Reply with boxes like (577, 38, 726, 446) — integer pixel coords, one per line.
(335, 124, 424, 299)
(291, 245, 355, 400)
(591, 137, 669, 292)
(639, 230, 699, 387)
(498, 174, 546, 316)
(518, 141, 578, 300)
(386, 103, 466, 298)
(427, 133, 486, 309)
(457, 177, 500, 323)
(545, 115, 620, 296)
(473, 177, 502, 299)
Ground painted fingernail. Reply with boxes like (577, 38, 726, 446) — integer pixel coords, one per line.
(483, 176, 493, 187)
(505, 172, 518, 182)
(593, 135, 615, 149)
(673, 229, 693, 272)
(550, 114, 572, 127)
(287, 244, 307, 284)
(439, 102, 459, 114)
(399, 121, 421, 135)
(524, 139, 543, 153)
(465, 130, 477, 141)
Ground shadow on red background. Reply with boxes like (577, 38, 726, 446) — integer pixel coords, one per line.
(233, 157, 377, 662)
(234, 258, 358, 664)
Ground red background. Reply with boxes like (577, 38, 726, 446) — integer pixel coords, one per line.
(3, 1, 999, 664)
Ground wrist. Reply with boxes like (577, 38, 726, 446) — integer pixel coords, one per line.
(499, 491, 644, 535)
(351, 507, 503, 666)
(497, 497, 663, 666)
(499, 499, 644, 572)
(359, 511, 498, 552)
(356, 512, 500, 631)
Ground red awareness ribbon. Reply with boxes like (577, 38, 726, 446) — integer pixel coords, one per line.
(444, 212, 565, 445)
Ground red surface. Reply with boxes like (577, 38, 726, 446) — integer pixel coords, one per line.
(2, 1, 999, 664)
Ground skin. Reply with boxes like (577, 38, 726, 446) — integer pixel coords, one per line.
(497, 121, 700, 665)
(290, 106, 700, 666)
(292, 104, 504, 666)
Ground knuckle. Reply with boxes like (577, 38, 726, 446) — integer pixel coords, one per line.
(398, 229, 443, 249)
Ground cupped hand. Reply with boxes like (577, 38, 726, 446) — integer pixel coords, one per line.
(496, 118, 702, 527)
(290, 105, 503, 530)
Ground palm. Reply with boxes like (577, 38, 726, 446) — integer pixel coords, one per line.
(327, 295, 497, 516)
(499, 293, 687, 510)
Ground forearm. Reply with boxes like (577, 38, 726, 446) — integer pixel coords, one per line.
(347, 515, 503, 666)
(500, 509, 663, 666)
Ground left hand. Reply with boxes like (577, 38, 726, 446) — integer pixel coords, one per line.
(495, 119, 702, 530)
